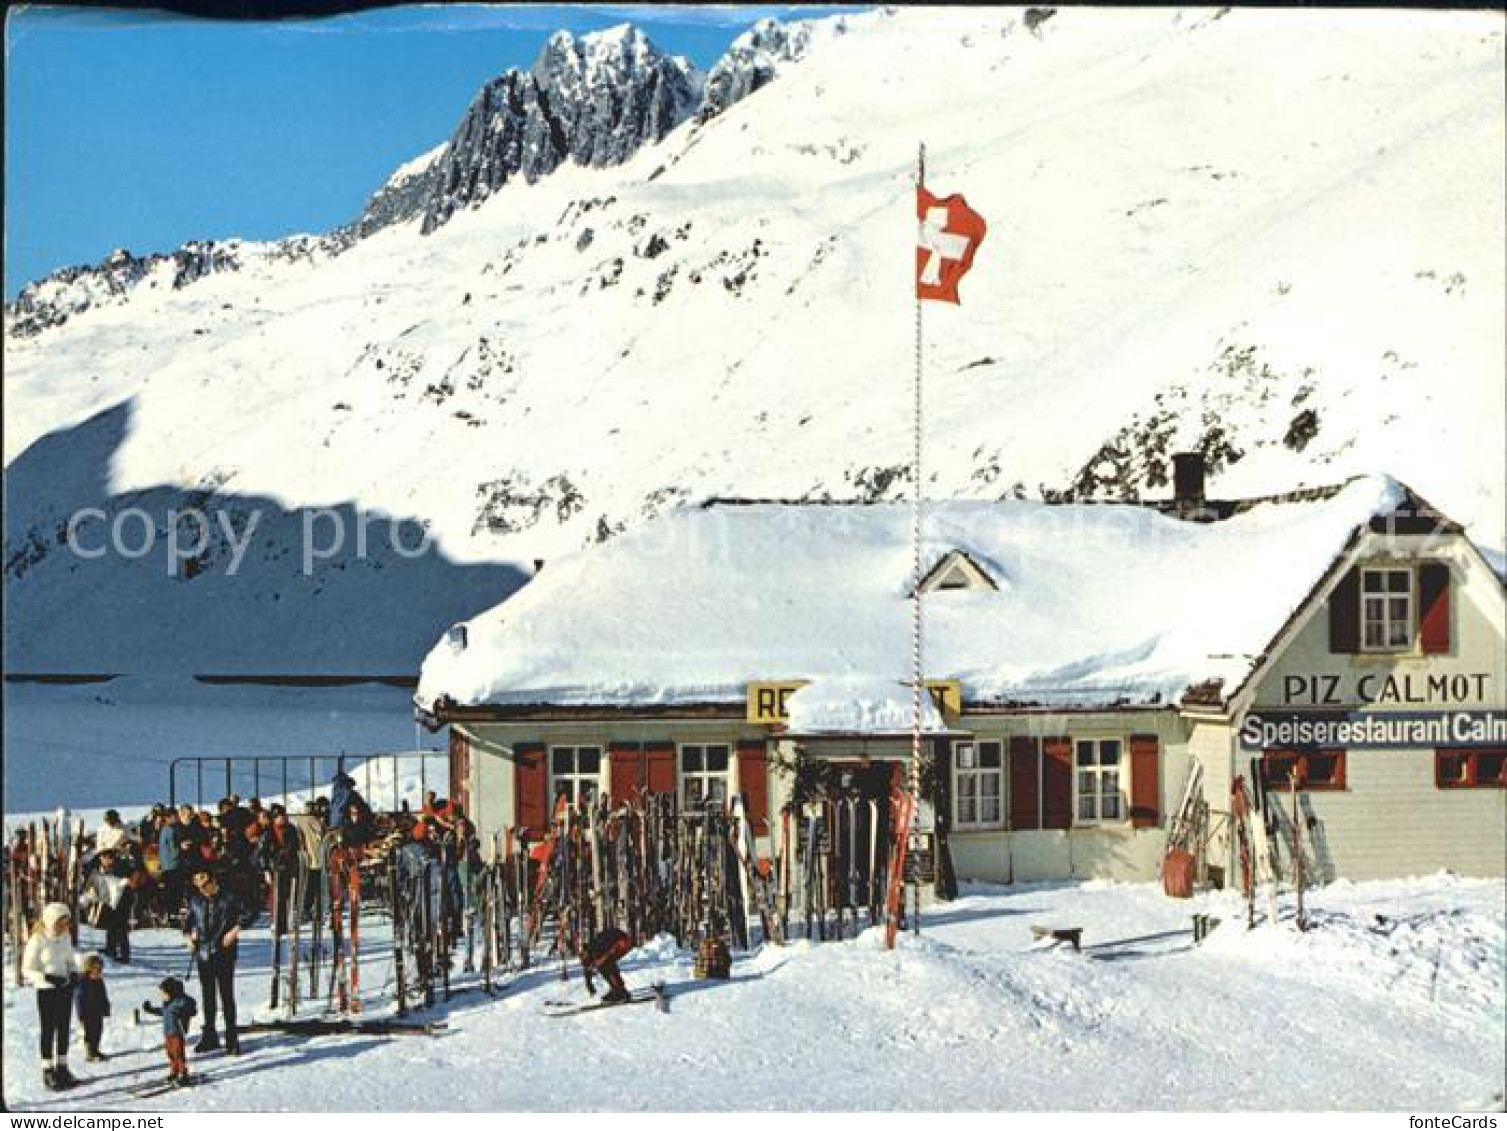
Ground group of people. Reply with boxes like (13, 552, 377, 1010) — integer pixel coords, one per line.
(15, 787, 349, 1094)
(13, 777, 571, 1095)
(19, 863, 254, 1093)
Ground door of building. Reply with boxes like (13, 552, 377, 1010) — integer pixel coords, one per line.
(825, 760, 899, 914)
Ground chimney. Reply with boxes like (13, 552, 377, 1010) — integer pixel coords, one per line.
(1172, 452, 1206, 508)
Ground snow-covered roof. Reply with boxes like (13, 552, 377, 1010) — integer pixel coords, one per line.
(784, 675, 950, 737)
(416, 475, 1411, 716)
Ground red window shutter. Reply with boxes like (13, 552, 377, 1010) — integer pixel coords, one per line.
(1008, 737, 1039, 830)
(737, 740, 770, 834)
(448, 729, 471, 818)
(1129, 734, 1160, 828)
(643, 742, 677, 795)
(608, 743, 642, 806)
(1418, 562, 1451, 654)
(513, 743, 548, 838)
(1041, 738, 1073, 830)
(1328, 566, 1361, 653)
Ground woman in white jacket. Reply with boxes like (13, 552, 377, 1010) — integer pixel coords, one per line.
(94, 810, 132, 856)
(21, 902, 84, 1091)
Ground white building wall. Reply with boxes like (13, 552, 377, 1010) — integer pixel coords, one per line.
(950, 710, 1185, 884)
(1267, 748, 1505, 881)
(1240, 531, 1506, 880)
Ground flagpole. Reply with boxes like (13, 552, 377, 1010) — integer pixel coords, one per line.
(909, 140, 926, 937)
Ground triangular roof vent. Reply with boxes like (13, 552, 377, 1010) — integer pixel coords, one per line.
(916, 549, 998, 594)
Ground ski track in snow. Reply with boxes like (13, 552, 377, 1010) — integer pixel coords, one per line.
(3, 878, 1502, 1111)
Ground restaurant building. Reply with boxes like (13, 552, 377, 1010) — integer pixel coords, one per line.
(415, 463, 1505, 886)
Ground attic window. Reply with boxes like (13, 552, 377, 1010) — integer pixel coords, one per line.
(916, 550, 997, 595)
(937, 568, 971, 591)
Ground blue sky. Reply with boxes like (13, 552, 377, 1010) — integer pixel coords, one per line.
(4, 4, 856, 298)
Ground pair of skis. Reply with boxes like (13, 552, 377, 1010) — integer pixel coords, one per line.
(268, 859, 305, 1014)
(325, 845, 363, 1013)
(730, 794, 783, 946)
(542, 981, 668, 1018)
(1243, 757, 1307, 929)
(882, 790, 916, 949)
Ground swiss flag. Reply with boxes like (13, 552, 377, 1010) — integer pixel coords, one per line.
(915, 186, 987, 304)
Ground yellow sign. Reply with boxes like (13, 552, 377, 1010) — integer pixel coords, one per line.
(746, 679, 960, 724)
(746, 681, 808, 724)
(926, 680, 963, 717)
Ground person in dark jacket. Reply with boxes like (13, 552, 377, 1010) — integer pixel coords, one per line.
(74, 953, 110, 1061)
(257, 806, 301, 935)
(183, 869, 256, 1055)
(217, 822, 260, 913)
(142, 976, 196, 1087)
(338, 801, 377, 849)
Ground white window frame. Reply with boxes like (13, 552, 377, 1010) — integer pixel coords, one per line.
(550, 745, 601, 805)
(1074, 738, 1126, 825)
(952, 740, 1004, 830)
(1360, 566, 1414, 653)
(679, 743, 730, 809)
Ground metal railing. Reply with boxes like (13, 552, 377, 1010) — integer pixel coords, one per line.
(168, 751, 448, 813)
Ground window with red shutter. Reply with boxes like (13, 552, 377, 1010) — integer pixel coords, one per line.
(1261, 748, 1345, 790)
(1436, 747, 1506, 789)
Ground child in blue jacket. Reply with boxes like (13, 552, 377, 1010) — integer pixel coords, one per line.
(142, 976, 197, 1087)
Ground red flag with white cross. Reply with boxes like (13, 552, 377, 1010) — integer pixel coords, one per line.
(915, 185, 987, 304)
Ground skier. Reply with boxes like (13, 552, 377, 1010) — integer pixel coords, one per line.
(74, 952, 111, 1062)
(142, 976, 197, 1088)
(580, 926, 634, 1004)
(22, 902, 83, 1091)
(184, 869, 256, 1055)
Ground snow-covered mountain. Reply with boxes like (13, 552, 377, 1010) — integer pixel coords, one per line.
(363, 24, 705, 238)
(4, 7, 1504, 675)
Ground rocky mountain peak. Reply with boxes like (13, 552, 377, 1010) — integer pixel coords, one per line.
(395, 22, 702, 235)
(698, 16, 817, 123)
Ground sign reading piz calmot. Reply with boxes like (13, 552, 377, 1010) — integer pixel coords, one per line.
(1278, 672, 1493, 706)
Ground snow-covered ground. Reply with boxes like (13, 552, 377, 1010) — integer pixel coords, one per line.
(2, 678, 436, 820)
(4, 877, 1502, 1111)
